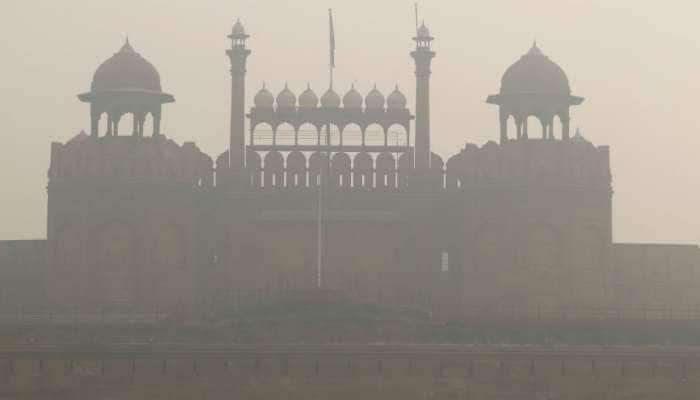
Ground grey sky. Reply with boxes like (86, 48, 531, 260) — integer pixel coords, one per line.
(2, 0, 700, 244)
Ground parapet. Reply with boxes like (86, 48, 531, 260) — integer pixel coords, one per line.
(48, 132, 213, 187)
(445, 139, 611, 191)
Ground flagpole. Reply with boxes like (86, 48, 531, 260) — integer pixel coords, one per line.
(317, 9, 336, 289)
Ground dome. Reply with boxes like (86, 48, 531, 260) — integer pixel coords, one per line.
(500, 43, 570, 95)
(387, 85, 407, 109)
(342, 84, 363, 109)
(365, 85, 385, 110)
(320, 86, 341, 108)
(91, 39, 162, 92)
(299, 84, 318, 108)
(276, 84, 296, 109)
(254, 84, 274, 108)
(231, 18, 246, 37)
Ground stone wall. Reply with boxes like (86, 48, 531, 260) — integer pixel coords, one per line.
(613, 243, 700, 311)
(0, 344, 697, 399)
(0, 240, 45, 308)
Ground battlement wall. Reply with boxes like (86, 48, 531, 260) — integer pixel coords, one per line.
(0, 240, 46, 308)
(612, 243, 700, 309)
(446, 139, 611, 191)
(48, 133, 213, 187)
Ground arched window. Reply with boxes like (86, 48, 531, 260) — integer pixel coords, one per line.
(353, 152, 373, 189)
(263, 151, 284, 188)
(285, 151, 307, 188)
(331, 152, 351, 190)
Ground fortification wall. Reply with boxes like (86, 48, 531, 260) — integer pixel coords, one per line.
(612, 243, 700, 311)
(0, 345, 696, 399)
(0, 240, 45, 308)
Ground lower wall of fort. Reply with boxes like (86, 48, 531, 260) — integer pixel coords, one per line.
(0, 346, 697, 399)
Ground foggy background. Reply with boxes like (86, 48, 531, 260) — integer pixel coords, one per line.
(2, 0, 699, 245)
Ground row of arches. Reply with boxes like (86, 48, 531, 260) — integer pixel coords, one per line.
(250, 122, 409, 147)
(240, 150, 447, 190)
(245, 150, 421, 190)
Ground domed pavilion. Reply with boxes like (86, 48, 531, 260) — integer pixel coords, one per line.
(487, 42, 584, 143)
(78, 39, 174, 137)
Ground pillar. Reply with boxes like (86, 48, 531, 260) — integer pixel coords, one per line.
(522, 117, 529, 139)
(561, 111, 570, 140)
(153, 110, 162, 137)
(499, 109, 508, 144)
(113, 114, 121, 136)
(541, 119, 547, 139)
(132, 113, 139, 136)
(90, 112, 100, 137)
(106, 114, 114, 136)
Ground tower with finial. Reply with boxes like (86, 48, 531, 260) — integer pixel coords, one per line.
(227, 18, 252, 172)
(410, 18, 435, 172)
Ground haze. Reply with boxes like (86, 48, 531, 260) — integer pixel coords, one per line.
(2, 0, 700, 244)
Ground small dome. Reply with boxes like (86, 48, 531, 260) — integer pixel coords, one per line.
(299, 84, 318, 108)
(387, 85, 407, 109)
(276, 84, 296, 109)
(365, 85, 385, 110)
(91, 39, 162, 92)
(342, 84, 363, 109)
(254, 84, 274, 108)
(501, 43, 570, 95)
(231, 18, 246, 37)
(417, 22, 431, 38)
(320, 86, 341, 108)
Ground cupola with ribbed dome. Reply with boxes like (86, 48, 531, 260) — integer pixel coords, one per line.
(487, 42, 584, 144)
(343, 85, 363, 110)
(276, 84, 296, 110)
(387, 85, 407, 110)
(365, 85, 385, 110)
(321, 86, 341, 108)
(78, 38, 174, 137)
(253, 84, 274, 109)
(298, 84, 318, 109)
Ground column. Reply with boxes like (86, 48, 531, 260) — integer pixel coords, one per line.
(499, 109, 508, 144)
(561, 112, 570, 140)
(132, 112, 139, 136)
(153, 109, 162, 137)
(90, 113, 100, 137)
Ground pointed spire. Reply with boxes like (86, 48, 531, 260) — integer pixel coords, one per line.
(120, 35, 134, 52)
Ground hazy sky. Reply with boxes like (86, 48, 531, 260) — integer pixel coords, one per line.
(2, 0, 700, 245)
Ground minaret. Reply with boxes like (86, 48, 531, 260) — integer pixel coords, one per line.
(226, 19, 251, 170)
(411, 22, 435, 171)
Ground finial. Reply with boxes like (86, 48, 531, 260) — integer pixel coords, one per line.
(307, 82, 311, 89)
(284, 82, 288, 89)
(373, 83, 377, 90)
(395, 84, 399, 90)
(126, 35, 130, 46)
(533, 37, 537, 47)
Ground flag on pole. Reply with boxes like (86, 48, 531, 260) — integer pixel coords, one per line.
(329, 9, 335, 69)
